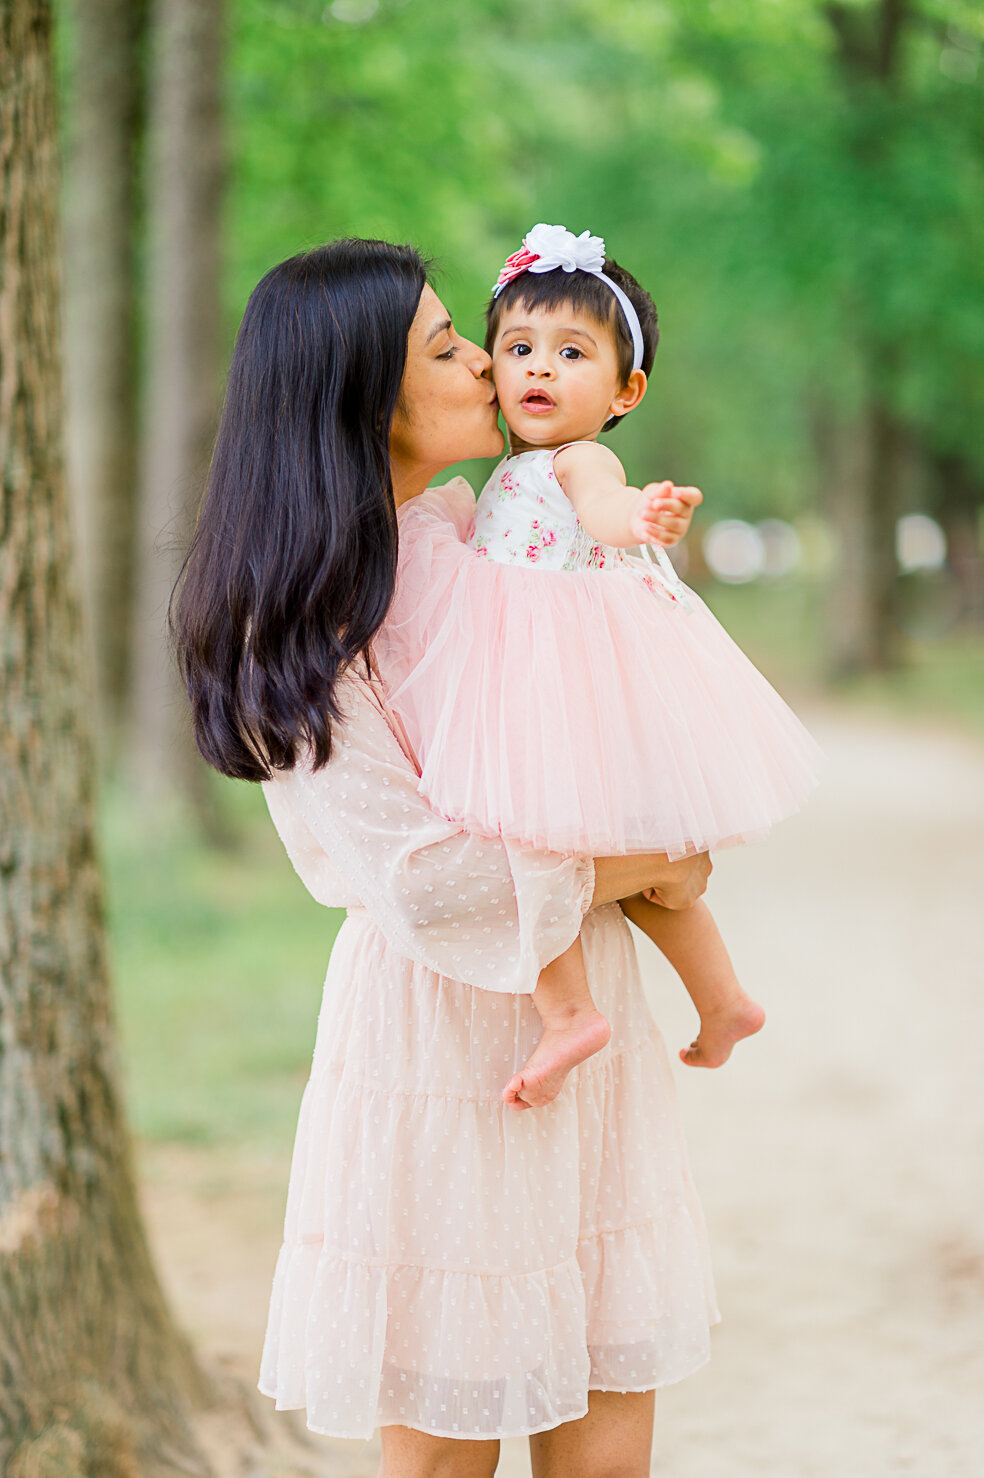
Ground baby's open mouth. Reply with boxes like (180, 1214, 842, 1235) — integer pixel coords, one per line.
(521, 391, 555, 412)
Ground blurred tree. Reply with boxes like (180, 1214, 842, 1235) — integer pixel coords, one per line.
(63, 0, 147, 751)
(131, 0, 225, 818)
(551, 0, 984, 671)
(931, 449, 984, 622)
(52, 0, 979, 701)
(0, 5, 216, 1474)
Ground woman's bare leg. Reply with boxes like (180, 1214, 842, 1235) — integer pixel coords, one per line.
(502, 934, 610, 1111)
(377, 1425, 500, 1478)
(529, 1389, 656, 1478)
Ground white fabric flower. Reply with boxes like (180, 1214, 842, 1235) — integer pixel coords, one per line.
(523, 223, 607, 275)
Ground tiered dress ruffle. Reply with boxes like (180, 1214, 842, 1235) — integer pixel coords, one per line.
(256, 661, 719, 1441)
(258, 905, 719, 1439)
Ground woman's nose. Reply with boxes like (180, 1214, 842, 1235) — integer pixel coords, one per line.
(463, 338, 492, 377)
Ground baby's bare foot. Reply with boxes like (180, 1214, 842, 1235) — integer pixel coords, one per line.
(503, 1008, 611, 1111)
(679, 995, 766, 1068)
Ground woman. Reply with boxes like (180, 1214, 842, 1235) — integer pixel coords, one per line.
(172, 239, 717, 1478)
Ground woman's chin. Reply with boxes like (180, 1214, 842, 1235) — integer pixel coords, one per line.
(449, 424, 504, 465)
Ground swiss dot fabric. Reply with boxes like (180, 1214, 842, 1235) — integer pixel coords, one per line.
(256, 664, 719, 1441)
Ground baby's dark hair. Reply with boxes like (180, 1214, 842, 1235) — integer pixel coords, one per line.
(484, 256, 659, 433)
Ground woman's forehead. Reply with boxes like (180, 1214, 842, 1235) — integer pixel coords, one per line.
(412, 283, 452, 344)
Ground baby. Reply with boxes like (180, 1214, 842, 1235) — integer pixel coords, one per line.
(377, 224, 821, 1110)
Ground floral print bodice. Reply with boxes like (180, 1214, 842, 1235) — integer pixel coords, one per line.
(466, 447, 629, 572)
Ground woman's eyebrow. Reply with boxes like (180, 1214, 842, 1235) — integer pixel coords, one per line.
(425, 317, 453, 345)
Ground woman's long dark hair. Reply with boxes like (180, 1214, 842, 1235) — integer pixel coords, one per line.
(170, 238, 429, 781)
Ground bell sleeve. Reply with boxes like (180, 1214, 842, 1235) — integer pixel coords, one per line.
(281, 669, 595, 995)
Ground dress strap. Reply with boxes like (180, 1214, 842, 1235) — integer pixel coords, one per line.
(549, 440, 599, 469)
(637, 541, 692, 606)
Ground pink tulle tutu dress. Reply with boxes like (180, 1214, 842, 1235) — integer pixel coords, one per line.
(374, 444, 823, 859)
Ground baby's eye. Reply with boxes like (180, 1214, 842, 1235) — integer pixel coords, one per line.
(509, 343, 532, 357)
(561, 346, 583, 361)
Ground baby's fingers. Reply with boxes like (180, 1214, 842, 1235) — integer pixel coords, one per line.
(642, 480, 675, 506)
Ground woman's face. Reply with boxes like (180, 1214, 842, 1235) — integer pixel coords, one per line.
(390, 285, 504, 503)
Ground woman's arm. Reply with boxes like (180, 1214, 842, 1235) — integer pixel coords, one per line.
(592, 853, 712, 911)
(271, 668, 595, 996)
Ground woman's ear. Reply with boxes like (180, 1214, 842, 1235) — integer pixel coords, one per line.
(609, 369, 647, 421)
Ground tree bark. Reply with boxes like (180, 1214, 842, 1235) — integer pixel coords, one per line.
(818, 391, 906, 677)
(130, 0, 223, 803)
(63, 0, 146, 753)
(932, 450, 984, 626)
(822, 0, 911, 672)
(0, 6, 216, 1474)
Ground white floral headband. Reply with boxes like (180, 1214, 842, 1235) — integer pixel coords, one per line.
(492, 222, 645, 374)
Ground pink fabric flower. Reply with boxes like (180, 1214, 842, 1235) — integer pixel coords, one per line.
(494, 246, 540, 293)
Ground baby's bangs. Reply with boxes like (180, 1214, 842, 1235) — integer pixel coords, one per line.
(485, 269, 625, 345)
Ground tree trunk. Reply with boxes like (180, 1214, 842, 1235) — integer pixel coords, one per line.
(823, 0, 910, 673)
(933, 450, 984, 626)
(819, 393, 905, 677)
(63, 0, 146, 755)
(130, 0, 223, 805)
(0, 7, 216, 1474)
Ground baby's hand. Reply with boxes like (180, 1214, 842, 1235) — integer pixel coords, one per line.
(629, 481, 703, 547)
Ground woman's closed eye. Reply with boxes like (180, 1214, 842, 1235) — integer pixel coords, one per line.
(436, 343, 458, 360)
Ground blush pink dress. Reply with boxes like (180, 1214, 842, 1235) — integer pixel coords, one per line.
(256, 657, 719, 1442)
(374, 451, 823, 859)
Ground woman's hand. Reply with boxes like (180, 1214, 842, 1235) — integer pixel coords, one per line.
(591, 851, 712, 911)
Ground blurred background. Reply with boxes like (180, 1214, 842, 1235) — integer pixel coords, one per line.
(49, 1, 983, 1472)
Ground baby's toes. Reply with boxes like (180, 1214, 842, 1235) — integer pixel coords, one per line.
(679, 1040, 712, 1068)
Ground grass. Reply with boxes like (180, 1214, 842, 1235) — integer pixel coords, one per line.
(700, 578, 984, 738)
(102, 775, 344, 1151)
(102, 591, 984, 1152)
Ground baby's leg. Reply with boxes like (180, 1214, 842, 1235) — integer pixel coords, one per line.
(619, 895, 765, 1067)
(502, 935, 611, 1112)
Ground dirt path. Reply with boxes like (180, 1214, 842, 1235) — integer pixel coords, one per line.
(138, 705, 984, 1477)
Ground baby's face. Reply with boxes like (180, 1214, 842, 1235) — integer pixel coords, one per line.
(490, 303, 628, 451)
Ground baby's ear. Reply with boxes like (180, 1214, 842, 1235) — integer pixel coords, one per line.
(610, 369, 647, 421)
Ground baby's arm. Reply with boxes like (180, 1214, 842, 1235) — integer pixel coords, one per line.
(619, 893, 765, 1068)
(553, 441, 702, 550)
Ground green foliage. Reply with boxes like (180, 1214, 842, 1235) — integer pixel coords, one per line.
(225, 0, 983, 520)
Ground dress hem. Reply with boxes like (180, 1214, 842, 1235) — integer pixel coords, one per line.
(256, 1347, 715, 1444)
